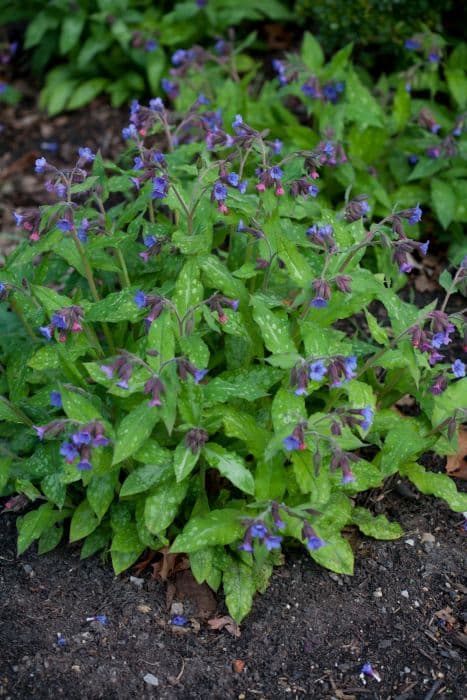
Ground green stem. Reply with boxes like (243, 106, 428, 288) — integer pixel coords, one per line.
(115, 247, 131, 287)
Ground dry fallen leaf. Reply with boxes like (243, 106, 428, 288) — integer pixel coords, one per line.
(232, 659, 245, 673)
(172, 570, 217, 619)
(435, 606, 457, 629)
(446, 429, 467, 480)
(207, 615, 241, 638)
(137, 604, 152, 614)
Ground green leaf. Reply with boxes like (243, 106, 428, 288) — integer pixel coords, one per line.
(400, 462, 467, 512)
(380, 422, 430, 477)
(220, 407, 269, 458)
(147, 310, 175, 371)
(146, 51, 166, 93)
(111, 548, 145, 575)
(301, 32, 324, 71)
(17, 503, 55, 554)
(432, 377, 467, 427)
(87, 472, 117, 520)
(86, 289, 142, 323)
(41, 472, 66, 507)
(200, 255, 247, 303)
(190, 548, 215, 585)
(309, 534, 354, 575)
(0, 457, 10, 493)
(364, 309, 388, 345)
(392, 83, 411, 130)
(251, 297, 296, 354)
(172, 258, 203, 317)
(445, 68, 467, 108)
(351, 507, 403, 539)
(32, 285, 73, 312)
(144, 479, 188, 534)
(408, 158, 444, 181)
(204, 366, 281, 404)
(276, 231, 313, 287)
(223, 557, 256, 622)
(120, 461, 173, 498)
(69, 499, 99, 542)
(80, 524, 110, 559)
(291, 453, 331, 502)
(38, 525, 63, 555)
(174, 441, 200, 482)
(203, 443, 255, 495)
(431, 179, 457, 229)
(112, 403, 160, 465)
(0, 397, 26, 424)
(59, 15, 85, 54)
(170, 509, 244, 553)
(272, 387, 305, 433)
(60, 387, 102, 423)
(254, 457, 287, 500)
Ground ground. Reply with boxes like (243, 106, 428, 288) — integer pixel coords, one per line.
(0, 96, 466, 700)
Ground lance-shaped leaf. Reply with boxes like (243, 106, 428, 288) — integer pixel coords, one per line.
(251, 297, 296, 355)
(174, 440, 201, 482)
(223, 557, 256, 622)
(112, 402, 160, 465)
(203, 443, 255, 495)
(144, 479, 188, 534)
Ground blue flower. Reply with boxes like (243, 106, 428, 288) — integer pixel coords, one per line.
(419, 240, 429, 256)
(360, 405, 374, 431)
(407, 155, 418, 165)
(264, 535, 283, 551)
(122, 124, 138, 140)
(13, 211, 24, 226)
(171, 615, 187, 626)
(405, 38, 421, 50)
(250, 523, 268, 538)
(51, 313, 67, 330)
(309, 361, 327, 381)
(227, 172, 239, 187)
(308, 185, 319, 197)
(270, 166, 283, 180)
(310, 296, 328, 308)
(237, 219, 245, 232)
(57, 219, 72, 232)
(272, 139, 282, 154)
(39, 325, 52, 340)
(77, 219, 89, 243)
(34, 425, 47, 440)
(35, 157, 47, 173)
(77, 459, 92, 471)
(452, 359, 465, 378)
(232, 114, 243, 130)
(408, 204, 422, 225)
(171, 49, 187, 65)
(72, 431, 92, 446)
(194, 369, 208, 384)
(60, 442, 79, 462)
(282, 435, 302, 451)
(152, 176, 168, 199)
(145, 39, 157, 52)
(149, 97, 164, 112)
(238, 180, 248, 194)
(78, 147, 95, 162)
(50, 391, 62, 408)
(213, 182, 228, 201)
(306, 535, 326, 551)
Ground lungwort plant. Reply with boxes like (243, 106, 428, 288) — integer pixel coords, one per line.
(1, 97, 466, 622)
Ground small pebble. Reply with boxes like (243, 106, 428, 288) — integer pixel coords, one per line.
(170, 602, 184, 616)
(143, 673, 159, 687)
(401, 590, 409, 599)
(129, 576, 144, 589)
(405, 539, 415, 547)
(373, 588, 383, 598)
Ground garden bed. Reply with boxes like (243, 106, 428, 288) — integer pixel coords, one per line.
(1, 482, 466, 699)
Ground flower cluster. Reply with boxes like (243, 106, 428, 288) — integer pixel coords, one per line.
(34, 419, 110, 472)
(39, 306, 84, 342)
(291, 356, 357, 396)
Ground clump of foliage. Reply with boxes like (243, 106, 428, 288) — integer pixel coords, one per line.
(0, 0, 292, 113)
(1, 34, 466, 623)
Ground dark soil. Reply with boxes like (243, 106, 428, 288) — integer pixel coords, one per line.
(1, 486, 466, 700)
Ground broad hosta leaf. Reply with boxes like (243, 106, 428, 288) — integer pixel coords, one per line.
(351, 507, 403, 539)
(112, 403, 160, 465)
(170, 509, 244, 553)
(309, 534, 354, 575)
(400, 463, 467, 512)
(203, 443, 255, 495)
(223, 557, 256, 622)
(251, 298, 296, 354)
(144, 479, 188, 534)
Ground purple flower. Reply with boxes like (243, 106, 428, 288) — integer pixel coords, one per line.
(50, 391, 62, 408)
(237, 219, 245, 232)
(408, 204, 422, 224)
(428, 51, 440, 63)
(250, 523, 268, 538)
(78, 147, 95, 162)
(282, 435, 303, 451)
(39, 325, 53, 341)
(35, 157, 47, 173)
(405, 38, 421, 50)
(360, 405, 374, 431)
(342, 471, 356, 484)
(309, 361, 327, 381)
(419, 240, 429, 255)
(270, 166, 283, 180)
(232, 114, 243, 130)
(51, 313, 67, 330)
(143, 235, 157, 248)
(194, 369, 208, 384)
(294, 386, 308, 396)
(197, 93, 210, 105)
(310, 296, 328, 308)
(272, 139, 282, 154)
(149, 97, 164, 112)
(344, 356, 357, 378)
(407, 155, 418, 165)
(171, 615, 187, 626)
(133, 156, 143, 170)
(92, 435, 110, 447)
(171, 49, 187, 65)
(34, 425, 47, 440)
(361, 663, 381, 682)
(238, 541, 254, 553)
(134, 291, 147, 308)
(145, 39, 158, 52)
(13, 211, 24, 226)
(451, 359, 465, 378)
(227, 172, 239, 187)
(77, 218, 89, 243)
(152, 176, 168, 199)
(57, 219, 72, 232)
(59, 442, 79, 463)
(308, 185, 319, 197)
(55, 183, 67, 199)
(238, 180, 248, 194)
(306, 535, 326, 551)
(213, 182, 228, 201)
(264, 535, 283, 551)
(77, 459, 92, 471)
(72, 431, 92, 446)
(122, 124, 138, 140)
(100, 365, 114, 379)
